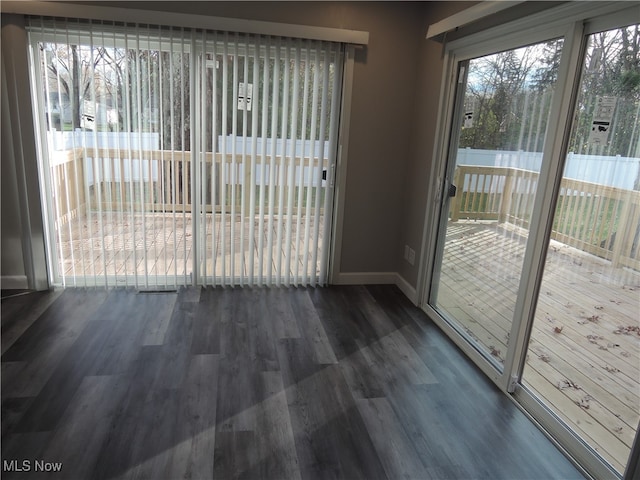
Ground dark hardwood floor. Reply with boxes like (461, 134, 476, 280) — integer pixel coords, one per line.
(1, 284, 584, 480)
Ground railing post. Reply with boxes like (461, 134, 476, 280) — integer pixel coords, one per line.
(186, 155, 191, 211)
(53, 156, 62, 222)
(77, 148, 85, 213)
(61, 150, 73, 220)
(243, 161, 251, 217)
(120, 156, 126, 206)
(63, 151, 72, 217)
(611, 190, 636, 268)
(499, 169, 514, 223)
(450, 166, 463, 222)
(212, 153, 220, 211)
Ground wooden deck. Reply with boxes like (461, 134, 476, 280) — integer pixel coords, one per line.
(55, 212, 325, 285)
(436, 220, 640, 473)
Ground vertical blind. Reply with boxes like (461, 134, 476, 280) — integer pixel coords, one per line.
(27, 17, 343, 288)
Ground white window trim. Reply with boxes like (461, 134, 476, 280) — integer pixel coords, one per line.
(329, 44, 355, 285)
(425, 0, 525, 40)
(1, 1, 369, 45)
(440, 1, 635, 52)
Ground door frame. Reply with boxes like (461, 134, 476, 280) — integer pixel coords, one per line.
(416, 3, 640, 479)
(420, 17, 578, 385)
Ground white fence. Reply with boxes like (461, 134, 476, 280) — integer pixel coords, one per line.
(49, 133, 330, 187)
(456, 148, 640, 190)
(47, 131, 160, 152)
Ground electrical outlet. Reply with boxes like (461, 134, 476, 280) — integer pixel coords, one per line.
(408, 248, 416, 266)
(404, 245, 410, 261)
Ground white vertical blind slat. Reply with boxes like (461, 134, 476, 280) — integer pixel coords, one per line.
(239, 40, 249, 285)
(276, 42, 290, 286)
(189, 30, 198, 287)
(73, 21, 99, 286)
(133, 25, 148, 287)
(311, 50, 330, 287)
(199, 30, 207, 283)
(144, 26, 153, 285)
(210, 32, 219, 286)
(220, 35, 229, 283)
(101, 24, 116, 282)
(257, 38, 270, 286)
(248, 39, 260, 284)
(157, 25, 165, 286)
(303, 45, 322, 285)
(169, 32, 177, 288)
(267, 38, 281, 285)
(230, 34, 240, 284)
(294, 45, 311, 284)
(123, 28, 137, 288)
(87, 27, 108, 286)
(113, 24, 127, 287)
(67, 21, 84, 286)
(284, 42, 301, 285)
(45, 19, 71, 285)
(180, 29, 188, 286)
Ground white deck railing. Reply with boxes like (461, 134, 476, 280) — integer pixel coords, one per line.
(451, 164, 640, 270)
(50, 147, 328, 221)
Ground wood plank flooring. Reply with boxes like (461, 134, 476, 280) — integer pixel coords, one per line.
(1, 285, 582, 479)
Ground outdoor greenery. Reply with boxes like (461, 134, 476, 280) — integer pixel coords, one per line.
(40, 29, 335, 153)
(459, 26, 639, 165)
(552, 193, 621, 247)
(450, 190, 621, 250)
(459, 39, 563, 153)
(453, 25, 639, 260)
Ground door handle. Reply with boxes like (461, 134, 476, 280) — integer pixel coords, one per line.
(448, 183, 457, 198)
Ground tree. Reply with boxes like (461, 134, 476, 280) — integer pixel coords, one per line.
(459, 29, 639, 162)
(459, 44, 542, 151)
(569, 26, 640, 158)
(42, 43, 109, 130)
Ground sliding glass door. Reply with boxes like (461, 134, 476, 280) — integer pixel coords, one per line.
(28, 19, 342, 288)
(430, 39, 564, 369)
(521, 24, 640, 474)
(425, 7, 639, 478)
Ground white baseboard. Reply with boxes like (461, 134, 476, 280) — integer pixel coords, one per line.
(395, 273, 419, 305)
(333, 271, 419, 306)
(1, 275, 29, 290)
(334, 272, 398, 285)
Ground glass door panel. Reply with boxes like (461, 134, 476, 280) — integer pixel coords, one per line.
(30, 21, 193, 288)
(430, 39, 564, 369)
(522, 25, 640, 475)
(195, 36, 342, 287)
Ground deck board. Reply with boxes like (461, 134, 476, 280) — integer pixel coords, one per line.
(55, 212, 324, 284)
(436, 220, 640, 471)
